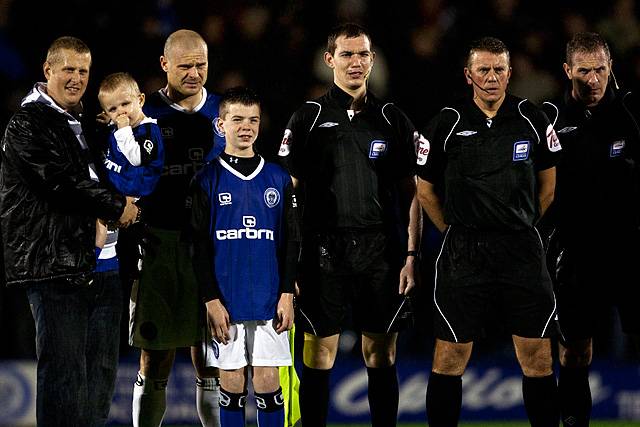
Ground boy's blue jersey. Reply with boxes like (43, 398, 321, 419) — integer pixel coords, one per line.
(141, 88, 225, 230)
(104, 117, 164, 197)
(195, 156, 291, 321)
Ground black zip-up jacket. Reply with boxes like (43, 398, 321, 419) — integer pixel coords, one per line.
(0, 88, 126, 287)
(542, 86, 640, 246)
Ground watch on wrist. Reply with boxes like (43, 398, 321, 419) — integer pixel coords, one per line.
(406, 250, 420, 258)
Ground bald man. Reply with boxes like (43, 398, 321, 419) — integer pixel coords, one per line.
(128, 29, 225, 427)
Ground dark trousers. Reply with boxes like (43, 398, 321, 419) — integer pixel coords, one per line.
(26, 271, 122, 427)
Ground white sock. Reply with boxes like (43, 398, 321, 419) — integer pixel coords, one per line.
(132, 371, 168, 427)
(196, 376, 221, 427)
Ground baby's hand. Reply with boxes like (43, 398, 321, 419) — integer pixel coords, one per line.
(115, 114, 130, 129)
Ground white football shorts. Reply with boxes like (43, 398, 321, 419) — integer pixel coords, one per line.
(203, 319, 292, 370)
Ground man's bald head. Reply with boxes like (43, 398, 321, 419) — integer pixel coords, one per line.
(164, 29, 207, 58)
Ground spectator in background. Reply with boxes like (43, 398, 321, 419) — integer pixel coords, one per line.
(597, 0, 640, 61)
(542, 32, 640, 427)
(509, 51, 560, 104)
(0, 35, 138, 426)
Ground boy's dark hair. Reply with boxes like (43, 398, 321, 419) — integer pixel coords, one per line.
(566, 32, 611, 65)
(219, 86, 261, 118)
(467, 36, 510, 67)
(326, 22, 371, 55)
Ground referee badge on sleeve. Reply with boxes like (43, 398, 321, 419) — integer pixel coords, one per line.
(369, 140, 387, 159)
(610, 140, 625, 157)
(513, 141, 530, 161)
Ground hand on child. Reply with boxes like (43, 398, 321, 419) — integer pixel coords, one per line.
(95, 219, 108, 249)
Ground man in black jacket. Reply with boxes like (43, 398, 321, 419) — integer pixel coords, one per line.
(542, 32, 640, 427)
(0, 36, 138, 426)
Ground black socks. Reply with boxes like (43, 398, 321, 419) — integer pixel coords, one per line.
(559, 365, 591, 427)
(426, 372, 462, 427)
(300, 365, 331, 427)
(367, 365, 399, 427)
(522, 374, 560, 427)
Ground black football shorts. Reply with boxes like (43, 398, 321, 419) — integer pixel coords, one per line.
(550, 231, 640, 341)
(433, 225, 558, 343)
(296, 229, 408, 337)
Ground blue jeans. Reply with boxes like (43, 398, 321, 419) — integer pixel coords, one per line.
(26, 271, 122, 427)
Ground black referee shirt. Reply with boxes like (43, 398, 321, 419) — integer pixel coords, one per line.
(278, 84, 418, 230)
(542, 87, 640, 242)
(418, 94, 560, 231)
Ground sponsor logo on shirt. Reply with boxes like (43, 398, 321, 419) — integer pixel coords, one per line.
(369, 140, 387, 159)
(264, 188, 281, 208)
(278, 129, 292, 157)
(610, 140, 625, 157)
(513, 141, 530, 161)
(189, 148, 204, 161)
(162, 161, 204, 176)
(219, 192, 232, 206)
(161, 127, 174, 138)
(546, 124, 562, 152)
(456, 130, 477, 136)
(215, 215, 275, 241)
(318, 122, 339, 128)
(417, 135, 430, 166)
(243, 216, 256, 227)
(161, 147, 206, 176)
(557, 126, 578, 134)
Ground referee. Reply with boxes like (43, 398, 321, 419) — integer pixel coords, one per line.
(542, 32, 640, 427)
(278, 23, 421, 427)
(417, 37, 561, 426)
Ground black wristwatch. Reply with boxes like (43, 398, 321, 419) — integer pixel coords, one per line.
(406, 250, 420, 258)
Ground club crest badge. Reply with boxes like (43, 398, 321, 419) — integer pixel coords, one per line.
(213, 117, 225, 138)
(264, 188, 280, 208)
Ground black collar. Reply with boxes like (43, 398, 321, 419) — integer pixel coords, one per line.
(326, 84, 380, 111)
(564, 84, 616, 116)
(464, 93, 519, 123)
(223, 153, 261, 175)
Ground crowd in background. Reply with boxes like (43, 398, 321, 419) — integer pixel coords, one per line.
(1, 0, 639, 362)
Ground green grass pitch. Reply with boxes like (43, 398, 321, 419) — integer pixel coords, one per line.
(164, 422, 639, 427)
